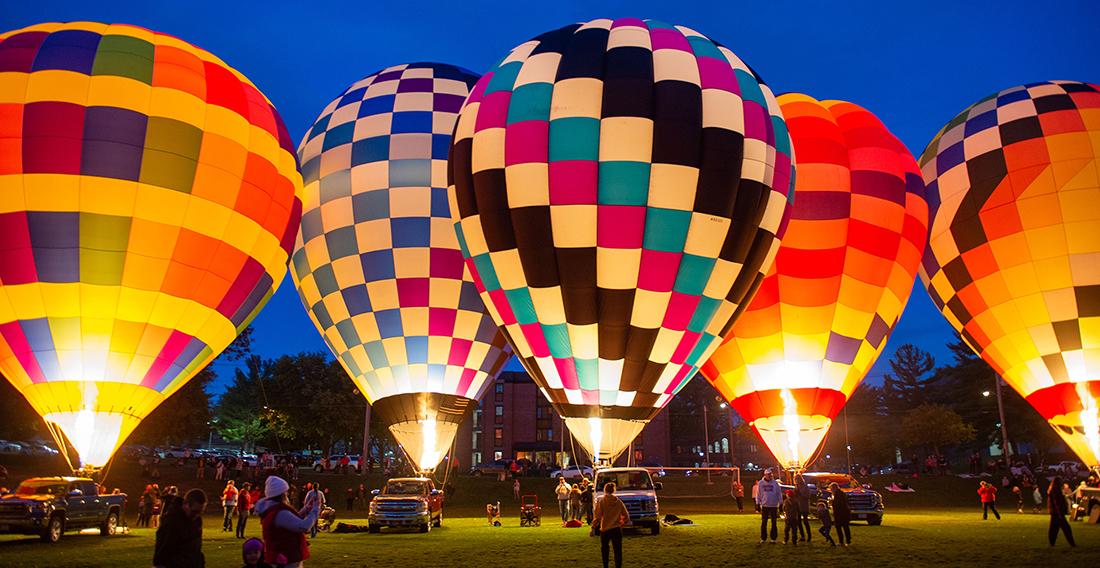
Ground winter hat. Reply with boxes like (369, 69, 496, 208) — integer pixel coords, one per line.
(243, 537, 264, 555)
(785, 490, 795, 498)
(266, 475, 289, 498)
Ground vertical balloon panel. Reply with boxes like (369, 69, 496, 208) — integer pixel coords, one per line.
(0, 22, 303, 467)
(448, 19, 794, 462)
(920, 81, 1100, 467)
(700, 94, 928, 470)
(292, 63, 512, 471)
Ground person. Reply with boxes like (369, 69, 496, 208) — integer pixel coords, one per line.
(781, 490, 800, 545)
(346, 488, 355, 511)
(153, 488, 206, 568)
(223, 480, 239, 532)
(236, 483, 252, 539)
(216, 460, 226, 480)
(1013, 486, 1024, 514)
(196, 455, 205, 479)
(556, 477, 572, 523)
(256, 476, 319, 568)
(513, 478, 521, 500)
(1047, 476, 1075, 547)
(816, 501, 836, 545)
(752, 479, 760, 512)
(580, 478, 594, 524)
(732, 481, 744, 513)
(794, 474, 811, 541)
(830, 482, 851, 546)
(593, 482, 629, 568)
(305, 483, 325, 538)
(444, 481, 456, 507)
(756, 470, 782, 543)
(978, 481, 1000, 520)
(569, 483, 582, 521)
(938, 454, 948, 476)
(241, 537, 274, 568)
(356, 485, 367, 510)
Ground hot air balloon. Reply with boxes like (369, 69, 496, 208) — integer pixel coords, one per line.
(292, 63, 513, 472)
(448, 19, 794, 463)
(920, 81, 1100, 467)
(699, 94, 928, 470)
(0, 22, 303, 468)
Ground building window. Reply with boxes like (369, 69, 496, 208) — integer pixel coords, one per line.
(473, 408, 482, 428)
(536, 407, 543, 419)
(495, 383, 504, 402)
(634, 434, 644, 448)
(473, 452, 482, 465)
(494, 427, 503, 447)
(547, 429, 552, 440)
(494, 451, 503, 460)
(473, 431, 482, 449)
(536, 429, 545, 442)
(495, 405, 503, 424)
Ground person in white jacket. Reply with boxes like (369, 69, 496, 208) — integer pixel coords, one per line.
(255, 477, 319, 568)
(756, 470, 783, 543)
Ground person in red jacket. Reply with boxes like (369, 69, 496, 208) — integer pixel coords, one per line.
(256, 477, 319, 567)
(236, 483, 252, 539)
(978, 481, 1000, 520)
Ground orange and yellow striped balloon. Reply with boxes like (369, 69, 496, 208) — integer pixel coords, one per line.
(0, 22, 303, 466)
(700, 94, 928, 469)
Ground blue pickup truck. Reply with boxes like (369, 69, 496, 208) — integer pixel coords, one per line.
(0, 477, 126, 542)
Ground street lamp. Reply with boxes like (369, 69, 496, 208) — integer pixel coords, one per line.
(702, 402, 712, 484)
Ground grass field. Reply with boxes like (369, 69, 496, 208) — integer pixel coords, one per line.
(2, 458, 1099, 566)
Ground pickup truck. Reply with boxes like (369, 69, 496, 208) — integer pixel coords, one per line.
(594, 467, 663, 535)
(367, 477, 443, 533)
(798, 472, 884, 525)
(0, 477, 126, 542)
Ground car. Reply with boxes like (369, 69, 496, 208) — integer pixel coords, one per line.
(368, 477, 444, 533)
(313, 455, 361, 473)
(638, 461, 666, 477)
(797, 472, 885, 525)
(470, 458, 515, 477)
(21, 442, 59, 456)
(551, 465, 594, 480)
(1048, 461, 1084, 476)
(0, 440, 23, 453)
(162, 447, 196, 459)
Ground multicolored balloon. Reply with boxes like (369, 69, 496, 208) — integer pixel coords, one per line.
(920, 81, 1100, 467)
(0, 22, 303, 467)
(292, 63, 512, 471)
(448, 19, 794, 462)
(700, 94, 928, 469)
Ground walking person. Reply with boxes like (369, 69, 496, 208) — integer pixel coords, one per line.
(732, 480, 744, 513)
(816, 501, 836, 545)
(304, 483, 324, 538)
(256, 476, 320, 567)
(593, 482, 630, 568)
(1047, 476, 1076, 547)
(978, 481, 1000, 520)
(794, 474, 811, 541)
(513, 478, 521, 500)
(830, 482, 852, 546)
(757, 470, 782, 543)
(153, 489, 207, 568)
(556, 477, 572, 523)
(236, 483, 252, 539)
(222, 480, 239, 532)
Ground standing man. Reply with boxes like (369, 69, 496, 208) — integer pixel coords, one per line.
(580, 478, 594, 524)
(593, 482, 629, 568)
(221, 480, 239, 532)
(756, 470, 782, 543)
(153, 489, 207, 568)
(555, 477, 572, 523)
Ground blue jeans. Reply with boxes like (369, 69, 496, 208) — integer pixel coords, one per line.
(559, 499, 569, 522)
(223, 506, 234, 531)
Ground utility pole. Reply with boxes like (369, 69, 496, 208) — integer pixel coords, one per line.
(361, 403, 371, 475)
(703, 401, 712, 484)
(844, 406, 852, 475)
(994, 371, 1011, 463)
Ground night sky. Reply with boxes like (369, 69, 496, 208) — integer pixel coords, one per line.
(3, 0, 1098, 394)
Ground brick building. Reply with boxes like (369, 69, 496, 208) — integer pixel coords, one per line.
(453, 370, 670, 470)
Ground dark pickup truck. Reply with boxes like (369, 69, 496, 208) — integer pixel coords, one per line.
(0, 477, 125, 542)
(368, 477, 444, 533)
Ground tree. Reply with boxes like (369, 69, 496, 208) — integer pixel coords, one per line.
(126, 366, 214, 447)
(899, 403, 976, 455)
(882, 344, 936, 412)
(822, 382, 899, 465)
(0, 373, 47, 440)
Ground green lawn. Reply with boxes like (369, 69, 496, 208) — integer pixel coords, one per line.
(3, 460, 1099, 566)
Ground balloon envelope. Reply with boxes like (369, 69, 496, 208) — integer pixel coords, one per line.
(292, 63, 512, 471)
(0, 22, 303, 467)
(701, 94, 928, 469)
(919, 81, 1100, 467)
(448, 19, 794, 462)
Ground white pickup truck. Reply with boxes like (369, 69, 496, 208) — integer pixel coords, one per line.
(594, 467, 662, 535)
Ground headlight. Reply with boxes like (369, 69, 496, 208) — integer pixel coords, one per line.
(37, 503, 52, 512)
(417, 500, 428, 512)
(369, 501, 377, 514)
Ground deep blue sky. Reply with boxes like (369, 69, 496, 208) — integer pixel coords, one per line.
(3, 1, 1098, 395)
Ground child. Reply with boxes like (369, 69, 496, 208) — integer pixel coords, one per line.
(1013, 486, 1024, 513)
(816, 501, 836, 545)
(242, 538, 273, 568)
(782, 490, 800, 545)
